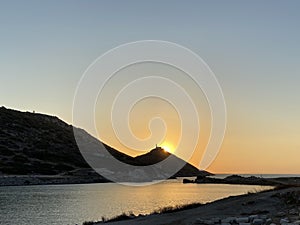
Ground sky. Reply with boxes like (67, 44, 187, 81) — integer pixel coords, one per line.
(1, 0, 300, 174)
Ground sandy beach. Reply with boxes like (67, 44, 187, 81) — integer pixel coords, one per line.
(98, 186, 300, 225)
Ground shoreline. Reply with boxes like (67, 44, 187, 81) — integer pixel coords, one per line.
(93, 185, 300, 225)
(183, 175, 300, 187)
(2, 174, 300, 225)
(1, 174, 300, 187)
(0, 174, 110, 187)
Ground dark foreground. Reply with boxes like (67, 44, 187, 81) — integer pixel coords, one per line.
(94, 186, 300, 225)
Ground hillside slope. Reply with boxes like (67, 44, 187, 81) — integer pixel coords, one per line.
(0, 107, 210, 181)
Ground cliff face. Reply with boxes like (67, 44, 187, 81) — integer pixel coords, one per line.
(0, 106, 209, 179)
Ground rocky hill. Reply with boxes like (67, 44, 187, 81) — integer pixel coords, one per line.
(133, 147, 211, 177)
(0, 106, 210, 182)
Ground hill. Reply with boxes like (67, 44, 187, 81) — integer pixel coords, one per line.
(133, 147, 210, 177)
(0, 106, 210, 183)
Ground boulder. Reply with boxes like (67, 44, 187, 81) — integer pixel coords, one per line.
(249, 215, 259, 221)
(280, 218, 290, 224)
(236, 217, 249, 223)
(221, 217, 236, 223)
(253, 218, 264, 225)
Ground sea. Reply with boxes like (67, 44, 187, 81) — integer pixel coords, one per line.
(0, 175, 289, 225)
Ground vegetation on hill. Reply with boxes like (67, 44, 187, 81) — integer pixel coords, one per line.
(0, 106, 89, 175)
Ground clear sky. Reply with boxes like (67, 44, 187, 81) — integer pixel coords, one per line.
(1, 0, 300, 174)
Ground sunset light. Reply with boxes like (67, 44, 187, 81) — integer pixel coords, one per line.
(1, 1, 300, 224)
(161, 143, 174, 153)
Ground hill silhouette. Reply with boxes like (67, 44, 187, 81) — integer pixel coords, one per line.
(0, 106, 211, 182)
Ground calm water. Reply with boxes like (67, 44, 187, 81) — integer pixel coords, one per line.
(0, 180, 272, 225)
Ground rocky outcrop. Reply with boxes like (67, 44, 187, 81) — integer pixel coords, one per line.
(195, 175, 277, 185)
(183, 174, 300, 186)
(183, 175, 281, 186)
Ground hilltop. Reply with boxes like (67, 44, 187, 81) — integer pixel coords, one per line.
(0, 106, 210, 185)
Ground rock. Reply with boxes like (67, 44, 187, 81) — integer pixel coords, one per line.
(239, 223, 251, 225)
(204, 220, 215, 225)
(211, 218, 221, 224)
(236, 217, 249, 223)
(293, 221, 300, 225)
(253, 218, 264, 225)
(289, 209, 298, 215)
(277, 212, 287, 217)
(183, 178, 194, 183)
(260, 215, 268, 220)
(221, 217, 236, 223)
(221, 223, 231, 225)
(194, 218, 214, 225)
(280, 218, 290, 224)
(249, 215, 259, 221)
(266, 218, 273, 225)
(270, 223, 277, 225)
(195, 218, 205, 224)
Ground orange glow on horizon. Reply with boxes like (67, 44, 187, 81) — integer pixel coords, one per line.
(161, 142, 174, 153)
